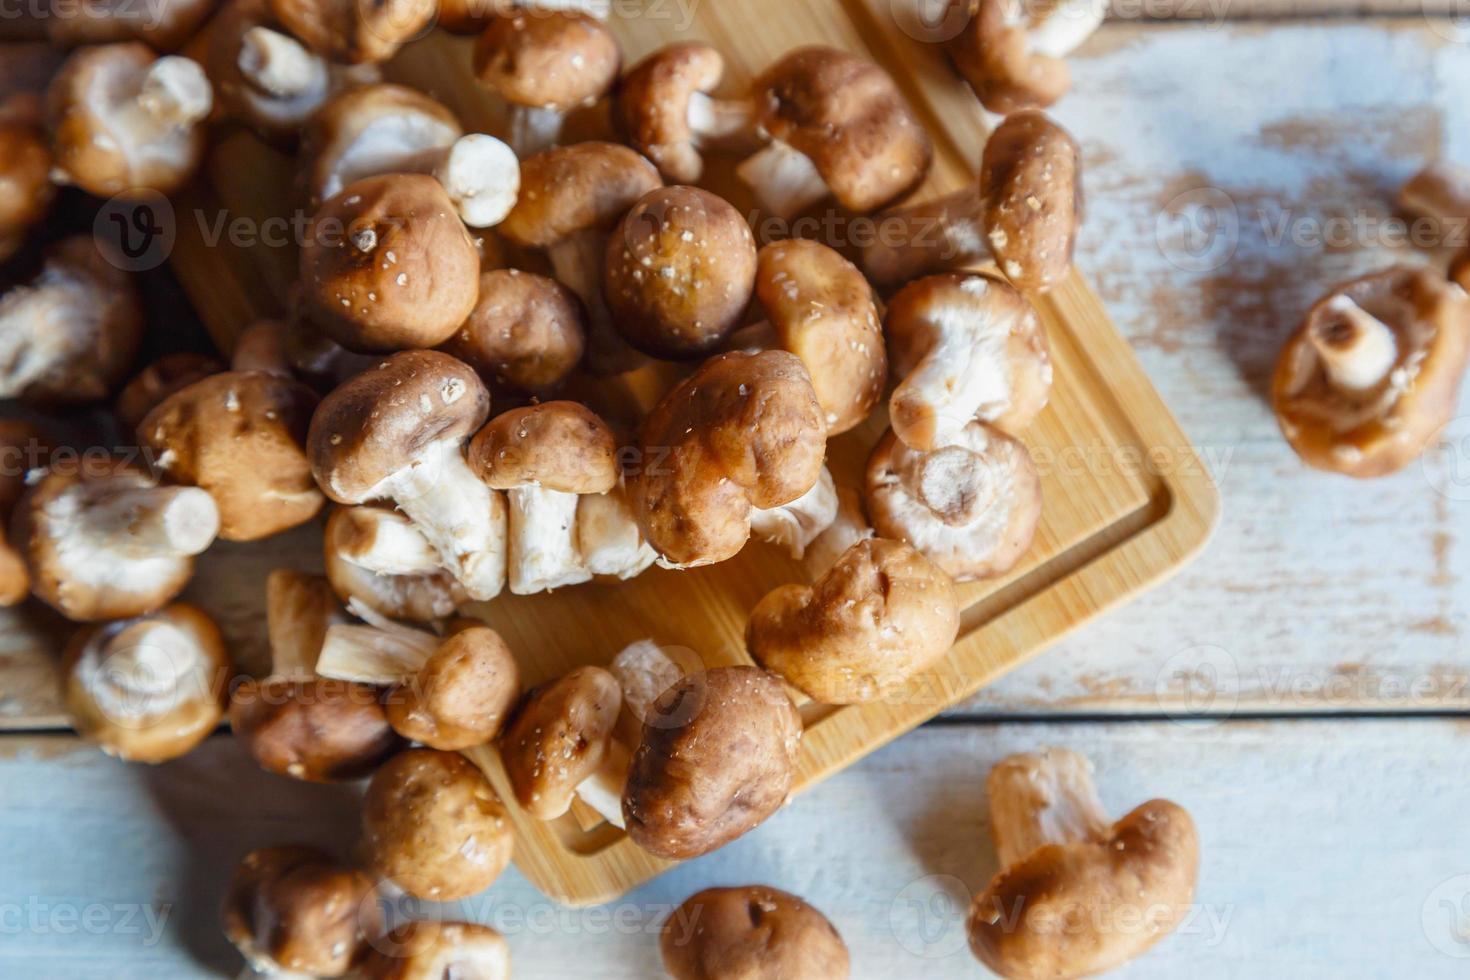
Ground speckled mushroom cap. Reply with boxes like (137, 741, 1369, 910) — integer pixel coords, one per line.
(300, 84, 461, 206)
(630, 349, 827, 567)
(499, 665, 621, 820)
(945, 0, 1070, 115)
(472, 9, 620, 112)
(661, 885, 851, 980)
(753, 238, 885, 435)
(361, 748, 514, 900)
(1273, 266, 1470, 478)
(115, 354, 223, 433)
(139, 370, 324, 542)
(440, 268, 587, 393)
(622, 665, 802, 860)
(617, 42, 727, 184)
(604, 185, 758, 359)
(499, 142, 663, 249)
(750, 46, 932, 213)
(748, 538, 959, 704)
(268, 0, 435, 64)
(308, 350, 491, 503)
(221, 844, 379, 978)
(865, 423, 1041, 582)
(63, 603, 231, 763)
(323, 505, 471, 622)
(300, 174, 481, 353)
(0, 123, 53, 261)
(384, 624, 522, 751)
(231, 675, 405, 781)
(886, 272, 1051, 450)
(980, 109, 1082, 294)
(358, 921, 512, 980)
(468, 401, 619, 493)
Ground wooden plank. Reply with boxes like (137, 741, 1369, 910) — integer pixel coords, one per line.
(2, 719, 1468, 976)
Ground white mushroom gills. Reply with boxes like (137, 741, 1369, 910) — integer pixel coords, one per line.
(238, 26, 327, 99)
(73, 618, 213, 723)
(802, 486, 874, 578)
(0, 257, 109, 398)
(1310, 295, 1399, 392)
(986, 747, 1111, 868)
(749, 466, 838, 560)
(736, 140, 830, 220)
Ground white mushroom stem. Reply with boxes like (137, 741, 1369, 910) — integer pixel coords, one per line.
(136, 56, 213, 128)
(315, 606, 440, 686)
(863, 189, 988, 285)
(749, 466, 838, 560)
(336, 507, 444, 577)
(572, 737, 631, 828)
(736, 141, 830, 220)
(575, 489, 657, 580)
(73, 618, 213, 722)
(802, 486, 873, 578)
(688, 93, 762, 152)
(82, 485, 220, 560)
(404, 134, 521, 228)
(508, 105, 566, 159)
(264, 571, 345, 681)
(548, 231, 643, 374)
(986, 747, 1111, 867)
(1310, 296, 1400, 392)
(379, 440, 508, 601)
(238, 26, 327, 99)
(1027, 0, 1105, 58)
(0, 258, 111, 398)
(507, 485, 591, 594)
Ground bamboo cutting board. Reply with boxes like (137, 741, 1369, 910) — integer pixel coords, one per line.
(0, 0, 1219, 905)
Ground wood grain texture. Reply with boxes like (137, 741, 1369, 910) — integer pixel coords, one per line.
(3, 720, 1468, 977)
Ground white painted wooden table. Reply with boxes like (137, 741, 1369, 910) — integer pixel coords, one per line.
(5, 16, 1470, 979)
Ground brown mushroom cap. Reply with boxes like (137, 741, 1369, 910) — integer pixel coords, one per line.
(753, 238, 885, 435)
(499, 665, 621, 820)
(617, 43, 728, 185)
(1453, 249, 1470, 293)
(750, 47, 932, 213)
(359, 921, 512, 980)
(946, 0, 1070, 115)
(631, 350, 827, 567)
(323, 505, 471, 622)
(47, 0, 215, 51)
(1273, 266, 1470, 478)
(661, 885, 851, 980)
(300, 174, 481, 353)
(623, 665, 802, 860)
(268, 0, 434, 64)
(981, 110, 1082, 294)
(139, 370, 324, 542)
(499, 142, 663, 249)
(472, 10, 620, 112)
(115, 354, 224, 433)
(886, 273, 1051, 450)
(230, 676, 405, 781)
(222, 844, 379, 978)
(385, 624, 521, 751)
(747, 538, 959, 704)
(308, 350, 491, 503)
(300, 84, 461, 206)
(865, 423, 1041, 582)
(604, 185, 758, 359)
(362, 748, 514, 900)
(0, 123, 53, 261)
(469, 400, 620, 493)
(63, 603, 231, 763)
(440, 268, 587, 393)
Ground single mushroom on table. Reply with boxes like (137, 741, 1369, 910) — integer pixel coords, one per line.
(736, 46, 932, 219)
(222, 844, 380, 979)
(738, 238, 886, 436)
(299, 174, 482, 352)
(623, 665, 802, 860)
(661, 885, 851, 980)
(472, 9, 621, 156)
(968, 748, 1199, 979)
(300, 84, 521, 228)
(230, 570, 405, 782)
(0, 122, 54, 263)
(499, 665, 623, 822)
(315, 610, 521, 750)
(138, 370, 324, 542)
(13, 457, 219, 622)
(63, 603, 231, 763)
(604, 185, 759, 360)
(115, 353, 224, 433)
(862, 109, 1083, 292)
(0, 235, 143, 405)
(468, 400, 622, 594)
(943, 0, 1102, 115)
(866, 422, 1041, 582)
(1273, 266, 1470, 477)
(46, 0, 215, 51)
(0, 420, 47, 606)
(267, 0, 435, 65)
(358, 921, 512, 980)
(323, 504, 476, 623)
(440, 268, 588, 395)
(886, 273, 1051, 452)
(498, 141, 664, 374)
(748, 538, 960, 704)
(47, 42, 212, 197)
(308, 350, 508, 600)
(617, 43, 763, 184)
(361, 747, 514, 900)
(630, 349, 828, 568)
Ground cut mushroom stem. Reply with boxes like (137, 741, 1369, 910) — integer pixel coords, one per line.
(86, 484, 220, 560)
(986, 747, 1111, 868)
(508, 485, 589, 594)
(238, 26, 326, 99)
(316, 609, 440, 686)
(1310, 296, 1399, 392)
(400, 133, 520, 229)
(736, 141, 830, 219)
(749, 466, 838, 560)
(136, 56, 213, 128)
(336, 507, 444, 577)
(573, 738, 632, 828)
